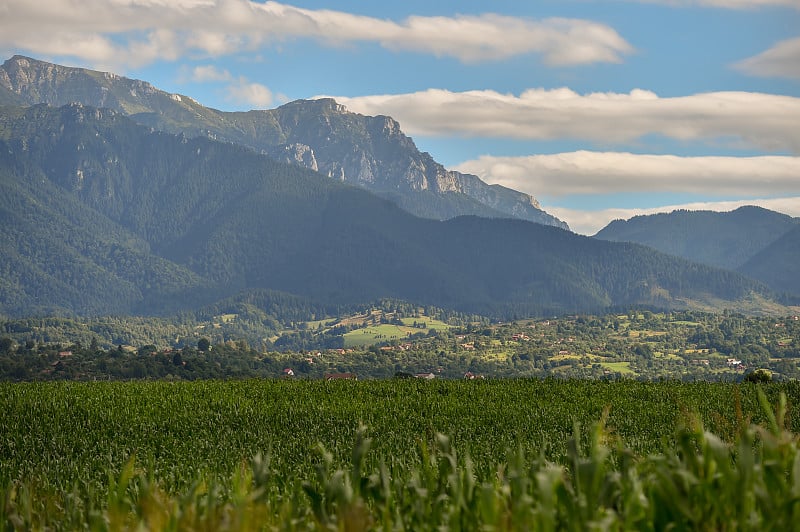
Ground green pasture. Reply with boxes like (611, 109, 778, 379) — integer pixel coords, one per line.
(398, 316, 452, 330)
(342, 324, 418, 347)
(341, 318, 450, 347)
(599, 361, 636, 375)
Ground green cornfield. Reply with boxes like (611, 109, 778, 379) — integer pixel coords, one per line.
(2, 379, 800, 530)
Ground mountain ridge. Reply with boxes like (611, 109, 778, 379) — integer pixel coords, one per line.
(594, 206, 800, 298)
(0, 55, 567, 229)
(739, 225, 800, 297)
(595, 206, 799, 269)
(0, 102, 777, 318)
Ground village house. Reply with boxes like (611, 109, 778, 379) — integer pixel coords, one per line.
(726, 358, 745, 370)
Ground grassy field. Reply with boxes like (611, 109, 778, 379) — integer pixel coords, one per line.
(2, 380, 799, 529)
(598, 361, 635, 375)
(342, 324, 419, 347)
(342, 317, 452, 347)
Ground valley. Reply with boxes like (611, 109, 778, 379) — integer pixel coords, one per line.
(3, 308, 799, 381)
(1, 1, 798, 527)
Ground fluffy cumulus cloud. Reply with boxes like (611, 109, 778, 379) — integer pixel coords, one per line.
(454, 152, 800, 197)
(547, 197, 800, 236)
(179, 65, 279, 109)
(0, 1, 633, 68)
(187, 65, 232, 83)
(331, 89, 800, 153)
(224, 77, 276, 108)
(736, 37, 800, 80)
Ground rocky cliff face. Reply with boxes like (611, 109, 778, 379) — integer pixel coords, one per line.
(1, 56, 163, 113)
(263, 98, 566, 227)
(1, 55, 567, 229)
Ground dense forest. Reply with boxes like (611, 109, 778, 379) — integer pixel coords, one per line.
(595, 207, 800, 298)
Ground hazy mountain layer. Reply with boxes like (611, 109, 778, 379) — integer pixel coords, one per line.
(595, 207, 799, 270)
(739, 225, 800, 297)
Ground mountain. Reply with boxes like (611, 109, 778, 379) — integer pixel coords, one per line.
(739, 225, 800, 297)
(594, 207, 799, 271)
(0, 108, 208, 316)
(0, 102, 775, 318)
(0, 55, 566, 229)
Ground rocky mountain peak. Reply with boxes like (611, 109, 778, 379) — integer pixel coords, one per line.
(0, 55, 568, 230)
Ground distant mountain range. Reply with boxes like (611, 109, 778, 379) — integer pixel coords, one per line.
(0, 55, 566, 229)
(0, 55, 795, 320)
(739, 225, 800, 298)
(595, 207, 800, 297)
(0, 101, 775, 318)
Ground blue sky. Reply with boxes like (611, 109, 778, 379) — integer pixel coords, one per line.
(2, 0, 799, 233)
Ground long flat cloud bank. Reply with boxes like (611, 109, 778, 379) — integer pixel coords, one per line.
(0, 1, 633, 67)
(736, 37, 800, 80)
(640, 0, 799, 8)
(454, 152, 800, 197)
(330, 89, 800, 153)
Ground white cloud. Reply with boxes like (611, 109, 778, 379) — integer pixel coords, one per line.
(0, 1, 633, 68)
(454, 152, 800, 197)
(330, 89, 800, 153)
(377, 15, 632, 65)
(735, 37, 800, 80)
(188, 64, 232, 82)
(635, 0, 799, 8)
(225, 77, 275, 108)
(456, 151, 800, 234)
(547, 197, 800, 236)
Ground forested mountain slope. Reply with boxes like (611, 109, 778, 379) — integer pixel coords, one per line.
(0, 103, 776, 317)
(595, 207, 799, 270)
(739, 225, 800, 297)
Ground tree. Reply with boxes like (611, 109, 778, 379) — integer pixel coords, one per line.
(744, 368, 772, 383)
(198, 338, 211, 352)
(633, 343, 653, 359)
(0, 337, 14, 354)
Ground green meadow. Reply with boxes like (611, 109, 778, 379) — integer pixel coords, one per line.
(342, 317, 451, 347)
